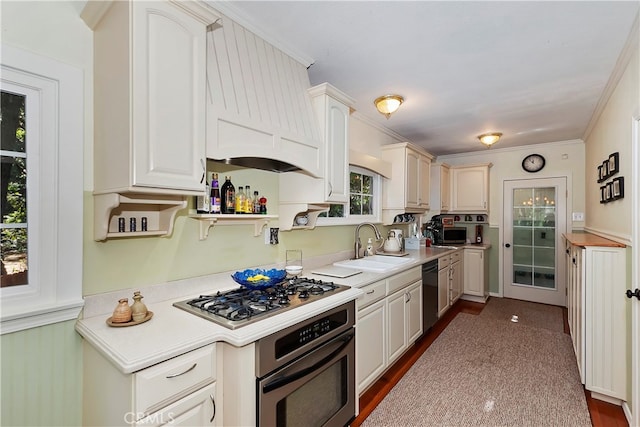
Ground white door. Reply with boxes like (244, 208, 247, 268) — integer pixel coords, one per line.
(503, 177, 567, 306)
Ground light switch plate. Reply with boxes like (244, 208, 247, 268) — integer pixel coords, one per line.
(572, 212, 584, 221)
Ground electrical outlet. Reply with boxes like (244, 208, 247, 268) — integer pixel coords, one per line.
(572, 212, 584, 221)
(269, 228, 279, 245)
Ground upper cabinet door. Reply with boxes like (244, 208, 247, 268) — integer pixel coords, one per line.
(405, 149, 420, 208)
(89, 0, 218, 195)
(323, 96, 350, 203)
(418, 154, 431, 209)
(381, 142, 434, 215)
(450, 164, 491, 212)
(132, 2, 206, 191)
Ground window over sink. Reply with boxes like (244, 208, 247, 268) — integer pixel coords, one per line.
(317, 166, 381, 225)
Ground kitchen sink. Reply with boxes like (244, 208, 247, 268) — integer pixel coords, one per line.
(333, 255, 413, 273)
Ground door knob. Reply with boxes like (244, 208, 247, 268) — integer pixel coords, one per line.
(505, 243, 511, 248)
(626, 289, 640, 300)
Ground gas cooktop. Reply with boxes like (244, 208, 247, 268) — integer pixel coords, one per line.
(173, 277, 350, 329)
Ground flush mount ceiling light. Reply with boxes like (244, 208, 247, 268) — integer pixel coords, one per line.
(374, 95, 404, 119)
(478, 132, 502, 147)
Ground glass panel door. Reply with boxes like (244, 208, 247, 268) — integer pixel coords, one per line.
(503, 178, 567, 306)
(512, 187, 557, 289)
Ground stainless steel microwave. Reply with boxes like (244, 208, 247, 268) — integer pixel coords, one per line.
(440, 227, 467, 245)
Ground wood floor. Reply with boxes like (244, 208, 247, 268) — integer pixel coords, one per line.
(351, 299, 628, 427)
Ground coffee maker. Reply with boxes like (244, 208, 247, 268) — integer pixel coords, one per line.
(475, 224, 483, 244)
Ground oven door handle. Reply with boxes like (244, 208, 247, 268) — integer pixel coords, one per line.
(262, 331, 354, 394)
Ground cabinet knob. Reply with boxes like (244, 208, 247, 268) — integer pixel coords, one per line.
(505, 243, 511, 248)
(626, 289, 640, 300)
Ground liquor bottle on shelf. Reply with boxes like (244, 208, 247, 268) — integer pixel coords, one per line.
(195, 172, 210, 214)
(244, 185, 252, 214)
(259, 195, 267, 214)
(253, 191, 261, 214)
(210, 173, 221, 214)
(235, 186, 246, 214)
(220, 176, 235, 214)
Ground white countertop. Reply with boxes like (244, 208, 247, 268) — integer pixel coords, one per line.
(75, 244, 491, 374)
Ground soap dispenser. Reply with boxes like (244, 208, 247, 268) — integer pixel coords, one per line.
(366, 238, 374, 256)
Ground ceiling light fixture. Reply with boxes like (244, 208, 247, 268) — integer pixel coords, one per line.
(374, 95, 404, 119)
(478, 132, 502, 147)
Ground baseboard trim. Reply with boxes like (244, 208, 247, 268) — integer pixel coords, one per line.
(622, 401, 632, 427)
(460, 294, 488, 303)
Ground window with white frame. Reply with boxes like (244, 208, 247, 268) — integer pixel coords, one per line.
(317, 166, 382, 225)
(0, 44, 84, 334)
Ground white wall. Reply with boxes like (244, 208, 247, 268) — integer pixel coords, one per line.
(584, 47, 638, 243)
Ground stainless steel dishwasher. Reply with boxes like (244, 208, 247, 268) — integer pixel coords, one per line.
(422, 260, 439, 333)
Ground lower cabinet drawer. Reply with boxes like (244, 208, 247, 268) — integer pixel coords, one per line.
(386, 266, 421, 294)
(135, 344, 216, 416)
(357, 280, 386, 309)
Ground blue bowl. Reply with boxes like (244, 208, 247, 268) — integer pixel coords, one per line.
(231, 268, 287, 290)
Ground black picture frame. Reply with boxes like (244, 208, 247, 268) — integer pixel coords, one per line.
(600, 185, 607, 203)
(597, 164, 605, 183)
(608, 152, 619, 177)
(612, 176, 624, 199)
(606, 182, 614, 202)
(601, 160, 610, 180)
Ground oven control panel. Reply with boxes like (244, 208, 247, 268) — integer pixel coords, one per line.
(275, 309, 348, 359)
(299, 318, 332, 345)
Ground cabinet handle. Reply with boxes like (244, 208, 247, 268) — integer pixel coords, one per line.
(626, 289, 640, 300)
(328, 182, 333, 198)
(165, 363, 197, 379)
(405, 292, 411, 303)
(210, 395, 216, 423)
(366, 290, 375, 295)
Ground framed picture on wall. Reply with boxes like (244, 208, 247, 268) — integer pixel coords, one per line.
(612, 176, 624, 199)
(606, 181, 614, 202)
(600, 185, 607, 203)
(601, 160, 610, 180)
(608, 152, 619, 176)
(597, 164, 604, 182)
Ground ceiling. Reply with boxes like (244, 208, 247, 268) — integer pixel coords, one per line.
(209, 1, 638, 156)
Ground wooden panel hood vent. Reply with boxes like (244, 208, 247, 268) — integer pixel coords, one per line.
(206, 14, 323, 177)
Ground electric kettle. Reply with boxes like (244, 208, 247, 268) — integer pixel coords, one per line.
(383, 230, 403, 253)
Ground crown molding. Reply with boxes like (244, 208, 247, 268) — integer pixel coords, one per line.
(583, 11, 639, 142)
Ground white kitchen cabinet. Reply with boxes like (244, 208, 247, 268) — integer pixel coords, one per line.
(83, 342, 219, 426)
(564, 233, 627, 403)
(462, 247, 489, 303)
(382, 142, 434, 223)
(136, 383, 216, 426)
(357, 298, 386, 395)
(566, 240, 585, 383)
(84, 0, 217, 194)
(356, 280, 387, 395)
(356, 268, 422, 396)
(437, 261, 451, 318)
(450, 164, 491, 213)
(82, 0, 220, 240)
(386, 279, 422, 366)
(437, 249, 463, 317)
(279, 83, 355, 230)
(450, 252, 463, 303)
(430, 162, 450, 213)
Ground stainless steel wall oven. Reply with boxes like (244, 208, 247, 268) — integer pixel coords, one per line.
(256, 301, 356, 427)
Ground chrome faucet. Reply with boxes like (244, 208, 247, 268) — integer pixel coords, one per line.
(354, 222, 383, 259)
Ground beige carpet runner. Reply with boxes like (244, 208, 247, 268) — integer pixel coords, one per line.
(361, 298, 591, 426)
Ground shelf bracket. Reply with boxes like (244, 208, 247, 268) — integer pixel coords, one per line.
(190, 215, 277, 240)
